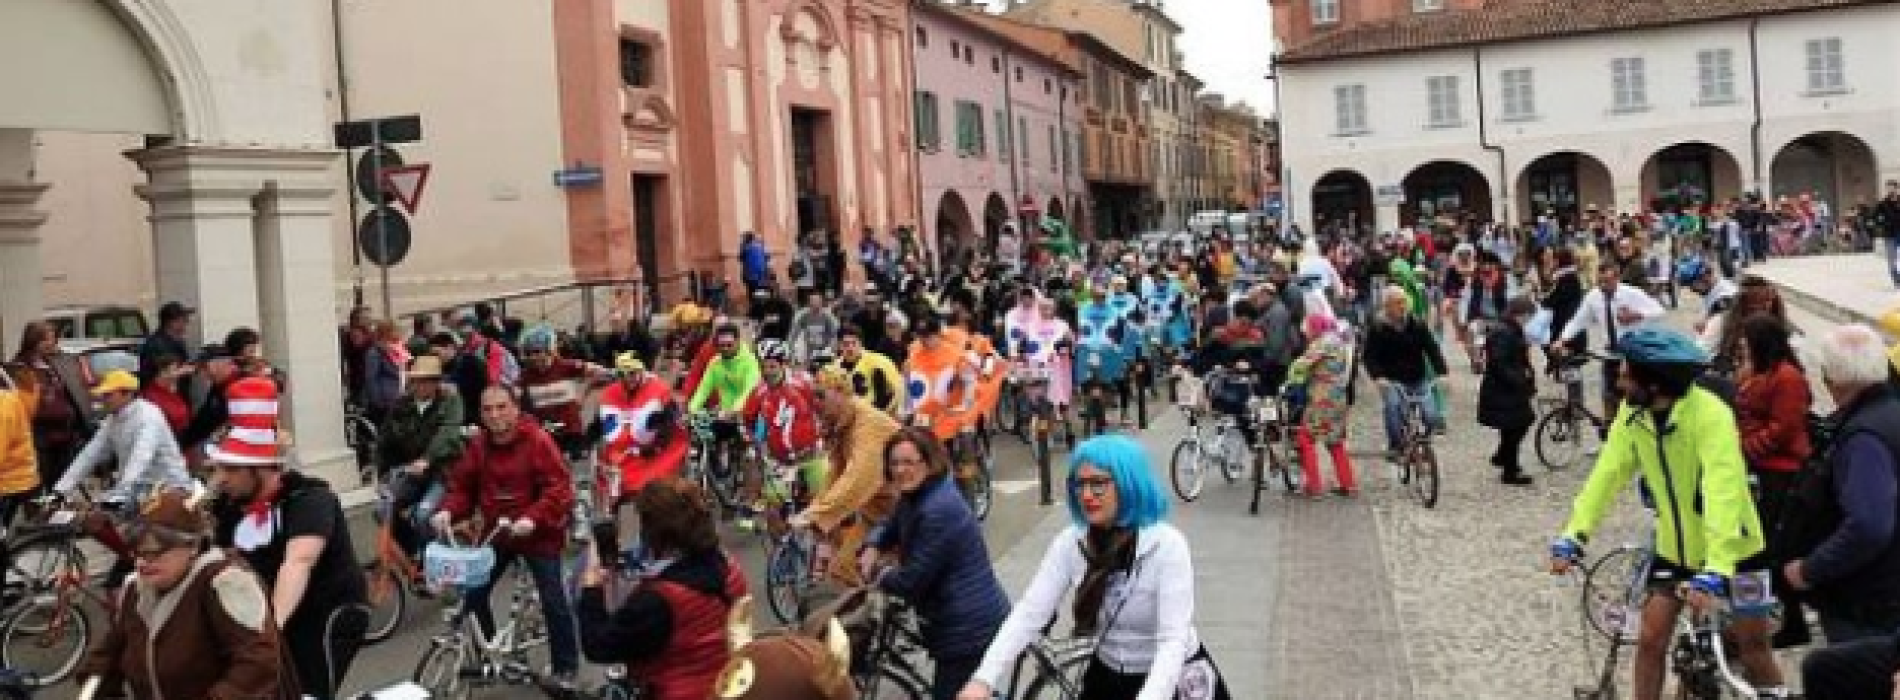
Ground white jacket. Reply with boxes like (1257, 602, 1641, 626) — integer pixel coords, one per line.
(56, 398, 192, 504)
(973, 523, 1200, 700)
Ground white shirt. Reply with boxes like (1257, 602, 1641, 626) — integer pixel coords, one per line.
(57, 398, 193, 504)
(973, 524, 1199, 700)
(1296, 254, 1344, 297)
(1557, 283, 1666, 350)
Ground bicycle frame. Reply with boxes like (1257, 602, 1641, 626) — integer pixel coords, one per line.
(432, 566, 549, 685)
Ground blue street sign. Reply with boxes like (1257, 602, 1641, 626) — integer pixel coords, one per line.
(553, 165, 605, 188)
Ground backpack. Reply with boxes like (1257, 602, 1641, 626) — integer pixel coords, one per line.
(475, 338, 522, 386)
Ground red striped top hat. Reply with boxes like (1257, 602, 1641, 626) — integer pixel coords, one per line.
(206, 377, 283, 466)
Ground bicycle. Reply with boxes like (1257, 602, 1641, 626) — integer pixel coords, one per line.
(1390, 384, 1441, 509)
(1536, 352, 1610, 470)
(1247, 388, 1300, 516)
(360, 480, 435, 646)
(1008, 360, 1071, 506)
(849, 594, 934, 698)
(947, 422, 995, 522)
(1169, 369, 1252, 503)
(412, 519, 562, 700)
(0, 491, 126, 687)
(760, 451, 827, 625)
(684, 413, 747, 516)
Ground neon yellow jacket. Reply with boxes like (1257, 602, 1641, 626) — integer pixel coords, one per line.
(1562, 387, 1765, 576)
(687, 346, 761, 414)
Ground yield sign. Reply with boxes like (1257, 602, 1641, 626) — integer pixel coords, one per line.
(378, 164, 432, 214)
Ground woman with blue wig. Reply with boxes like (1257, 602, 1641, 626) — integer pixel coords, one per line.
(956, 434, 1230, 700)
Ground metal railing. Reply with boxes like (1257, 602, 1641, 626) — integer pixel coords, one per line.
(397, 271, 706, 332)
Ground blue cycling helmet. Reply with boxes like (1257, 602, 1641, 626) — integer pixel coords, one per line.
(1674, 257, 1709, 286)
(1615, 327, 1708, 367)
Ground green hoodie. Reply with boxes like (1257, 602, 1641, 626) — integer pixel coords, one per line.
(688, 344, 763, 414)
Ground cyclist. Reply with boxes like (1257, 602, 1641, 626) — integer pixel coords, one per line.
(598, 352, 688, 548)
(77, 487, 291, 700)
(1548, 327, 1787, 700)
(373, 355, 466, 560)
(903, 315, 979, 443)
(53, 370, 196, 595)
(803, 365, 899, 586)
(833, 326, 903, 415)
(1554, 259, 1668, 433)
(1194, 300, 1271, 447)
(740, 340, 827, 535)
(516, 325, 611, 456)
(1074, 285, 1134, 424)
(207, 376, 368, 699)
(686, 323, 764, 520)
(429, 386, 581, 690)
(1676, 257, 1738, 336)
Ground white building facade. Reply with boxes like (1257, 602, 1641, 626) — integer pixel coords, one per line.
(1276, 1, 1900, 234)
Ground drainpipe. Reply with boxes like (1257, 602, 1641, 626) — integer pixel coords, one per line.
(331, 0, 364, 309)
(1002, 50, 1024, 252)
(1748, 17, 1765, 195)
(904, 11, 929, 271)
(1474, 47, 1511, 225)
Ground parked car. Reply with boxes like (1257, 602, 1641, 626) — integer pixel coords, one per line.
(44, 305, 147, 376)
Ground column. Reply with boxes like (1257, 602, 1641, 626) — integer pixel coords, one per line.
(0, 182, 48, 348)
(253, 152, 351, 487)
(131, 146, 264, 345)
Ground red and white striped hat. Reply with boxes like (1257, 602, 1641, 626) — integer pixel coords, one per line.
(206, 377, 283, 466)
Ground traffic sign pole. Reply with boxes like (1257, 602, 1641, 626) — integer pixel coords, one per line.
(372, 130, 393, 323)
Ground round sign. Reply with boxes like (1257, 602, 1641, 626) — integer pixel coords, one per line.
(354, 147, 403, 203)
(357, 207, 412, 267)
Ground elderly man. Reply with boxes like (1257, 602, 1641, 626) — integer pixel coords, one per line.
(1793, 324, 1900, 698)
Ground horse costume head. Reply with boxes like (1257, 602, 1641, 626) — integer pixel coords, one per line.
(714, 593, 858, 700)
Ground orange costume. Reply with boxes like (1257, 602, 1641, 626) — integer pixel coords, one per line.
(903, 327, 1007, 442)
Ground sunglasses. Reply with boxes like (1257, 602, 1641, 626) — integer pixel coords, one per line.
(1070, 475, 1115, 496)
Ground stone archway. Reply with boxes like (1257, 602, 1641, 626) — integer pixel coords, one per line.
(1771, 131, 1879, 212)
(1310, 169, 1373, 235)
(0, 0, 351, 484)
(1402, 160, 1492, 227)
(982, 191, 1009, 254)
(933, 189, 975, 271)
(1517, 151, 1614, 227)
(1641, 142, 1743, 211)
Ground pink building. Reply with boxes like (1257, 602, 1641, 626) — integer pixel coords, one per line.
(912, 2, 1086, 267)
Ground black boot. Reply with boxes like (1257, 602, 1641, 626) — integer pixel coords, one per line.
(1499, 468, 1534, 486)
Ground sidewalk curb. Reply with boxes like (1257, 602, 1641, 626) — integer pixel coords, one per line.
(1771, 276, 1873, 327)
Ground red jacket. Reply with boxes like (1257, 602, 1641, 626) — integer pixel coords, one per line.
(440, 422, 575, 558)
(629, 555, 748, 700)
(741, 375, 822, 462)
(1736, 360, 1812, 473)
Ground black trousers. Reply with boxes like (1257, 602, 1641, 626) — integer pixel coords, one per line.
(1079, 652, 1232, 700)
(286, 601, 368, 699)
(1802, 633, 1898, 700)
(1492, 425, 1530, 472)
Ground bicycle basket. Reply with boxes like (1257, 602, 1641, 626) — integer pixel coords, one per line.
(423, 543, 497, 590)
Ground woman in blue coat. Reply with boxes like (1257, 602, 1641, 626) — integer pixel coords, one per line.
(864, 426, 1010, 699)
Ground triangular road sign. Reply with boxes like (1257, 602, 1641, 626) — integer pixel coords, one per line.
(379, 164, 432, 215)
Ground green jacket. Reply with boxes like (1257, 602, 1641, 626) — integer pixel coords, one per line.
(688, 346, 762, 414)
(376, 391, 466, 474)
(1562, 387, 1765, 576)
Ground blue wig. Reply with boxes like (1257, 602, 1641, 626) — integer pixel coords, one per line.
(1065, 434, 1170, 528)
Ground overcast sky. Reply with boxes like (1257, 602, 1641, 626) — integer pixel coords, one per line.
(983, 0, 1277, 113)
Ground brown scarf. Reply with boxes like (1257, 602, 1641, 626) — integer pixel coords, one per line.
(1072, 526, 1137, 638)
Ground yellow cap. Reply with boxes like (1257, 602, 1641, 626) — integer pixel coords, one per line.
(614, 352, 647, 374)
(92, 370, 140, 396)
(1881, 306, 1900, 338)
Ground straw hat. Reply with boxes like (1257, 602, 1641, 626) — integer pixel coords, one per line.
(408, 355, 445, 380)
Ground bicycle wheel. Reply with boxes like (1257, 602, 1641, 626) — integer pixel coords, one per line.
(5, 535, 83, 602)
(1408, 441, 1440, 508)
(348, 416, 380, 486)
(856, 663, 929, 699)
(413, 639, 470, 700)
(963, 458, 994, 522)
(1534, 408, 1584, 470)
(1269, 430, 1300, 493)
(360, 560, 410, 645)
(997, 386, 1022, 440)
(1581, 546, 1649, 644)
(1019, 643, 1093, 699)
(1248, 440, 1266, 516)
(764, 536, 813, 625)
(1218, 431, 1246, 484)
(1170, 440, 1205, 502)
(0, 595, 89, 686)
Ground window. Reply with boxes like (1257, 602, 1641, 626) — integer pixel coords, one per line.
(950, 40, 960, 58)
(915, 27, 927, 49)
(955, 100, 986, 156)
(1806, 37, 1845, 93)
(1049, 125, 1059, 170)
(996, 110, 1010, 161)
(1044, 78, 1053, 95)
(1016, 66, 1025, 82)
(1696, 49, 1735, 104)
(1332, 84, 1367, 135)
(914, 91, 941, 151)
(1500, 68, 1535, 120)
(618, 39, 653, 88)
(1019, 116, 1031, 165)
(1312, 0, 1339, 25)
(1611, 57, 1647, 112)
(1426, 75, 1461, 127)
(992, 56, 1002, 73)
(1414, 0, 1444, 10)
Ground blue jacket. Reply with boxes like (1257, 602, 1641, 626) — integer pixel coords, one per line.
(740, 238, 769, 286)
(875, 474, 1008, 661)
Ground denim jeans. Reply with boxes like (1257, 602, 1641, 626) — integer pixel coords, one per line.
(1380, 380, 1442, 451)
(1883, 238, 1900, 288)
(467, 551, 580, 674)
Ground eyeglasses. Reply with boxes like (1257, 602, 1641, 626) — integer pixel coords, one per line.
(1070, 475, 1115, 496)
